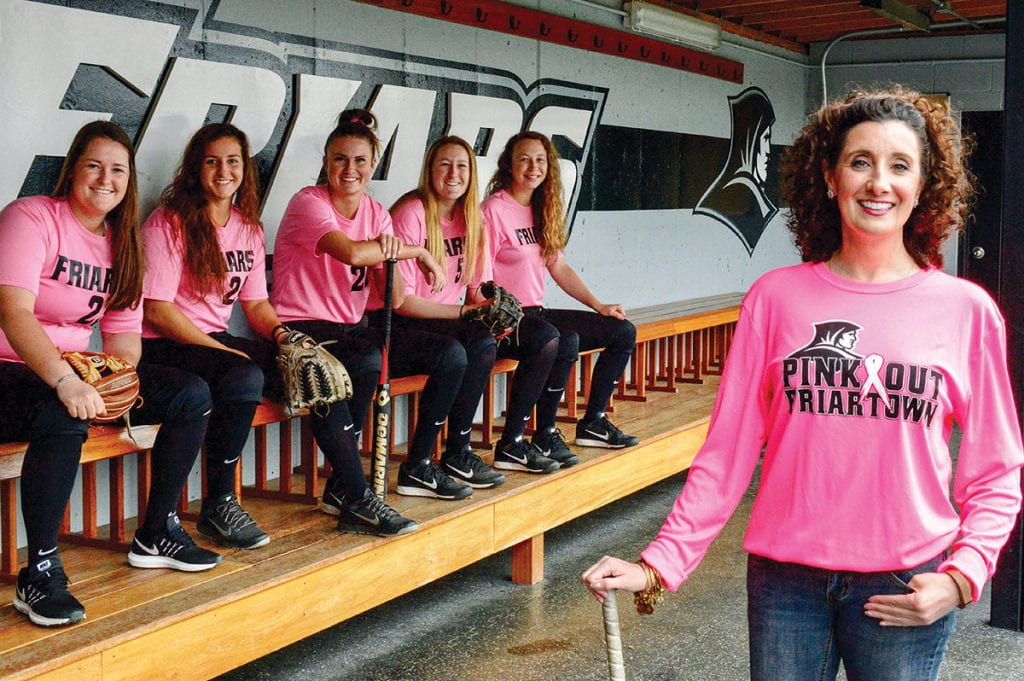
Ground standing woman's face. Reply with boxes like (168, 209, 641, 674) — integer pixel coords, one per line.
(825, 120, 923, 244)
(68, 137, 130, 229)
(323, 135, 375, 201)
(200, 136, 244, 204)
(430, 143, 471, 203)
(510, 138, 548, 194)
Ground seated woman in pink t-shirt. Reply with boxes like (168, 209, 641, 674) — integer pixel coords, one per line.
(0, 122, 220, 628)
(272, 110, 451, 528)
(482, 132, 639, 458)
(388, 136, 567, 486)
(141, 123, 302, 550)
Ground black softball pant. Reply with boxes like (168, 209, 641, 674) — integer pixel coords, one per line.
(0, 360, 211, 573)
(367, 311, 467, 467)
(143, 333, 282, 500)
(393, 314, 559, 452)
(524, 307, 637, 430)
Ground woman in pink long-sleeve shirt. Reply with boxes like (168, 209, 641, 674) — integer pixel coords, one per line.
(583, 86, 1023, 681)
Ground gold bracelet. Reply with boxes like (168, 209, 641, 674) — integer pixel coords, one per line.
(634, 560, 665, 615)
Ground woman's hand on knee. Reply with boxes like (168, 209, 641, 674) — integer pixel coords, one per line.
(57, 377, 106, 421)
(864, 572, 959, 626)
(581, 555, 647, 603)
(595, 303, 625, 320)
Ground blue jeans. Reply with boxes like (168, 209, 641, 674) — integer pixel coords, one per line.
(747, 553, 955, 681)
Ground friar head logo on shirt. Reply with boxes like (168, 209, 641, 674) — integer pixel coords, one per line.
(790, 321, 863, 360)
(781, 320, 943, 427)
(694, 87, 778, 255)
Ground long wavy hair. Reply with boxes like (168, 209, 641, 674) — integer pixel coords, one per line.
(159, 123, 262, 299)
(51, 120, 144, 311)
(487, 131, 566, 262)
(781, 85, 974, 268)
(392, 136, 485, 283)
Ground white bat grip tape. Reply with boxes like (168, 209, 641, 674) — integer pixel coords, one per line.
(602, 590, 626, 681)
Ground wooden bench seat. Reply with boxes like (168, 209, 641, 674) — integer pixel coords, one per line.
(0, 295, 741, 585)
(0, 369, 722, 681)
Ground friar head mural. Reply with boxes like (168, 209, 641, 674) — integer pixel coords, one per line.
(694, 86, 777, 254)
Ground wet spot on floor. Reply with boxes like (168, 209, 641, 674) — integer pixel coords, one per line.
(507, 639, 573, 655)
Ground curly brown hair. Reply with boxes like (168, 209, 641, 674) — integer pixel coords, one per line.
(781, 85, 974, 268)
(159, 123, 262, 299)
(486, 131, 567, 262)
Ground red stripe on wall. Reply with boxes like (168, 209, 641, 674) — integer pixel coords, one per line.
(355, 0, 744, 84)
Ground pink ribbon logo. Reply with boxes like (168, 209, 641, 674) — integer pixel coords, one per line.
(860, 353, 888, 401)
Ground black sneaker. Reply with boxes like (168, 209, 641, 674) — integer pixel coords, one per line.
(320, 475, 347, 516)
(197, 493, 270, 550)
(13, 557, 85, 627)
(441, 449, 506, 489)
(397, 460, 473, 500)
(342, 488, 419, 536)
(493, 437, 560, 474)
(532, 427, 580, 467)
(128, 513, 222, 572)
(575, 414, 640, 449)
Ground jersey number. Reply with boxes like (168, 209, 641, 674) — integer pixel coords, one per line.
(75, 295, 104, 325)
(222, 276, 243, 305)
(350, 266, 367, 292)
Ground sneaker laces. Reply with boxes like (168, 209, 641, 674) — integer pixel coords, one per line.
(166, 522, 199, 549)
(592, 415, 624, 437)
(216, 497, 258, 530)
(460, 450, 491, 473)
(545, 428, 568, 445)
(362, 491, 404, 522)
(33, 566, 71, 594)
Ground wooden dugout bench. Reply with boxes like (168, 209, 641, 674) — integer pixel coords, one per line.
(0, 295, 741, 680)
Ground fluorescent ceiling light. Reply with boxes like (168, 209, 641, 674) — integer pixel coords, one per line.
(624, 1, 722, 51)
(860, 0, 932, 31)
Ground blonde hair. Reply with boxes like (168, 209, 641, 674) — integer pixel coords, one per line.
(486, 131, 566, 262)
(394, 136, 485, 283)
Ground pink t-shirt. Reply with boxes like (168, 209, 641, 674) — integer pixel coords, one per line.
(641, 262, 1024, 601)
(389, 197, 490, 306)
(272, 186, 391, 325)
(0, 196, 141, 362)
(481, 190, 562, 307)
(141, 206, 267, 337)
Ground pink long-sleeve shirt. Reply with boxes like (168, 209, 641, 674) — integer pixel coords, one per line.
(641, 262, 1024, 602)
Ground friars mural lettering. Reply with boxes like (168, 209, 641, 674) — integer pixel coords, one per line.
(1, 0, 605, 248)
(3, 2, 780, 256)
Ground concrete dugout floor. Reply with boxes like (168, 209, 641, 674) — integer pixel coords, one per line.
(218, 466, 1024, 681)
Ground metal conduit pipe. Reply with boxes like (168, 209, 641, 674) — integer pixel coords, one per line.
(820, 16, 1006, 102)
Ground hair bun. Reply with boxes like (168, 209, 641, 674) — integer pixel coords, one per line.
(338, 108, 377, 131)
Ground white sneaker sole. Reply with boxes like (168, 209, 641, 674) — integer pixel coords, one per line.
(574, 436, 634, 449)
(13, 596, 85, 627)
(395, 484, 471, 500)
(492, 460, 559, 474)
(320, 500, 343, 516)
(127, 552, 221, 572)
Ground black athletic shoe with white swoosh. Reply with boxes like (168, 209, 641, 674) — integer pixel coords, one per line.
(197, 493, 270, 550)
(441, 448, 506, 489)
(319, 475, 348, 516)
(532, 427, 580, 467)
(574, 413, 639, 449)
(341, 488, 419, 536)
(396, 460, 473, 500)
(128, 513, 221, 572)
(493, 437, 560, 474)
(13, 556, 85, 627)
